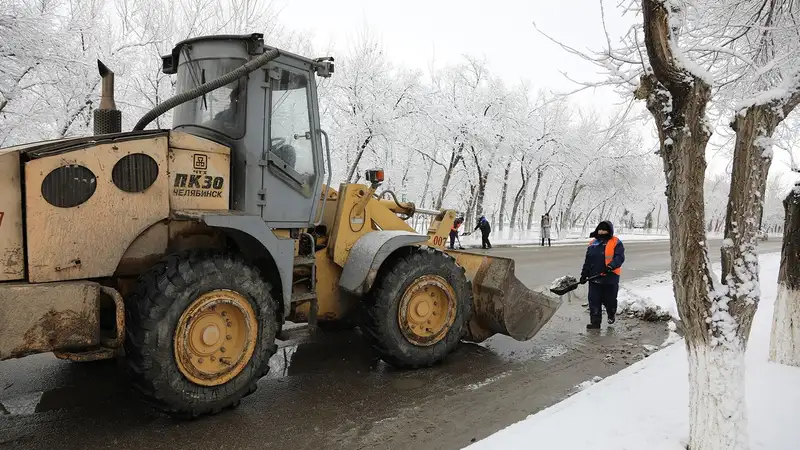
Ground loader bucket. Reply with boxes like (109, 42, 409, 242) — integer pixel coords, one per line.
(447, 251, 563, 343)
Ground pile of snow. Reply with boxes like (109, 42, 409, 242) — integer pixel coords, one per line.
(575, 376, 604, 391)
(661, 321, 682, 347)
(549, 275, 577, 291)
(617, 276, 675, 321)
(465, 253, 800, 450)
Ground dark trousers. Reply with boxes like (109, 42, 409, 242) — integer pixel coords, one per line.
(588, 282, 618, 324)
(449, 231, 458, 249)
(481, 231, 491, 249)
(541, 238, 551, 247)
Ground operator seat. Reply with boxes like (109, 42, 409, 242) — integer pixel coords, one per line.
(273, 143, 296, 168)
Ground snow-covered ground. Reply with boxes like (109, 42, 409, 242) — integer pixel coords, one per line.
(616, 271, 677, 320)
(466, 252, 800, 450)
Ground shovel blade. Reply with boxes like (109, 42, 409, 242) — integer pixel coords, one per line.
(549, 275, 581, 296)
(446, 250, 563, 343)
(549, 283, 579, 296)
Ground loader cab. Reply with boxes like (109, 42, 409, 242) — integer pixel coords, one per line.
(163, 33, 333, 228)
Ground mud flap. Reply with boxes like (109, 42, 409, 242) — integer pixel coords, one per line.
(448, 251, 563, 343)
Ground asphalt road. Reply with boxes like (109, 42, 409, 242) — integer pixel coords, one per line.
(0, 238, 784, 450)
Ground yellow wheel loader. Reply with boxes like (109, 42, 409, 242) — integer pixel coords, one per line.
(0, 33, 562, 418)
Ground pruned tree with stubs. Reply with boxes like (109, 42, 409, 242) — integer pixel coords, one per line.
(770, 119, 800, 367)
(536, 0, 800, 447)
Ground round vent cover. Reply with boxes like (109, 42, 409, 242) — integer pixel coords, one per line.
(41, 165, 97, 208)
(112, 153, 159, 193)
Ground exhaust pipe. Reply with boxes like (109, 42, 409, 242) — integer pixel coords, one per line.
(93, 60, 122, 135)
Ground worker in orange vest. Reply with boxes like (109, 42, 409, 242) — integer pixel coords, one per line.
(449, 217, 464, 250)
(579, 220, 625, 329)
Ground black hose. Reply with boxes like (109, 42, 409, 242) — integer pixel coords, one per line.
(377, 189, 414, 220)
(377, 189, 411, 210)
(133, 48, 280, 131)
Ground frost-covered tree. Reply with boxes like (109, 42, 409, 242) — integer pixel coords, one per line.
(321, 28, 422, 185)
(537, 0, 800, 447)
(0, 0, 298, 144)
(770, 119, 800, 366)
(2, 5, 666, 240)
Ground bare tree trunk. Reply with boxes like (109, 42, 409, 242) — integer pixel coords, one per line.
(434, 142, 464, 209)
(560, 178, 584, 232)
(470, 145, 491, 218)
(644, 206, 655, 229)
(718, 105, 780, 335)
(399, 156, 413, 201)
(526, 168, 544, 231)
(638, 0, 800, 444)
(418, 160, 434, 209)
(656, 203, 662, 231)
(637, 3, 720, 448)
(510, 164, 529, 231)
(770, 183, 800, 366)
(497, 159, 512, 231)
(465, 182, 478, 231)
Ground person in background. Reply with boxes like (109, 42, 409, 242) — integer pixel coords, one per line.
(580, 220, 625, 329)
(475, 215, 492, 249)
(450, 216, 464, 250)
(540, 213, 552, 247)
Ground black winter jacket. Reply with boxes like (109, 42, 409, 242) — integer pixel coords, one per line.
(581, 221, 625, 285)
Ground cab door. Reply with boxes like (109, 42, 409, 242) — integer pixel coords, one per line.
(260, 61, 323, 227)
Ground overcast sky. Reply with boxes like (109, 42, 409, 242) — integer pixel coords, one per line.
(274, 0, 796, 179)
(277, 0, 630, 108)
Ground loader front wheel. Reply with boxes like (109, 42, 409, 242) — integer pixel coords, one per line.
(362, 247, 472, 368)
(124, 251, 278, 418)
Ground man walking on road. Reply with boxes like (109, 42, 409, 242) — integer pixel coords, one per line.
(475, 215, 492, 249)
(580, 220, 625, 329)
(540, 213, 552, 247)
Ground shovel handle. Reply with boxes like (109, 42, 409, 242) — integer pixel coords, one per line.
(582, 273, 604, 284)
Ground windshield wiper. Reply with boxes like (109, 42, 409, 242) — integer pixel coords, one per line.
(200, 69, 207, 110)
(181, 46, 203, 96)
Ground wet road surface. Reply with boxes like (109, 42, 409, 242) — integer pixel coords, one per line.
(0, 239, 784, 449)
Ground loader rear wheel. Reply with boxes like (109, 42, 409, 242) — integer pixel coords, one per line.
(362, 247, 472, 368)
(124, 251, 278, 418)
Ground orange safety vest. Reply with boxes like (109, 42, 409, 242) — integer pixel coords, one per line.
(589, 236, 622, 276)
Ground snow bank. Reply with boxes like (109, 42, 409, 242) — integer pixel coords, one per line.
(575, 376, 604, 391)
(617, 273, 676, 321)
(466, 253, 800, 450)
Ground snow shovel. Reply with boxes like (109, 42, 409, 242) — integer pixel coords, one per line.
(549, 273, 603, 296)
(455, 233, 465, 250)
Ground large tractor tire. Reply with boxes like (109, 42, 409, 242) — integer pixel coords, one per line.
(362, 247, 472, 368)
(124, 251, 278, 418)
